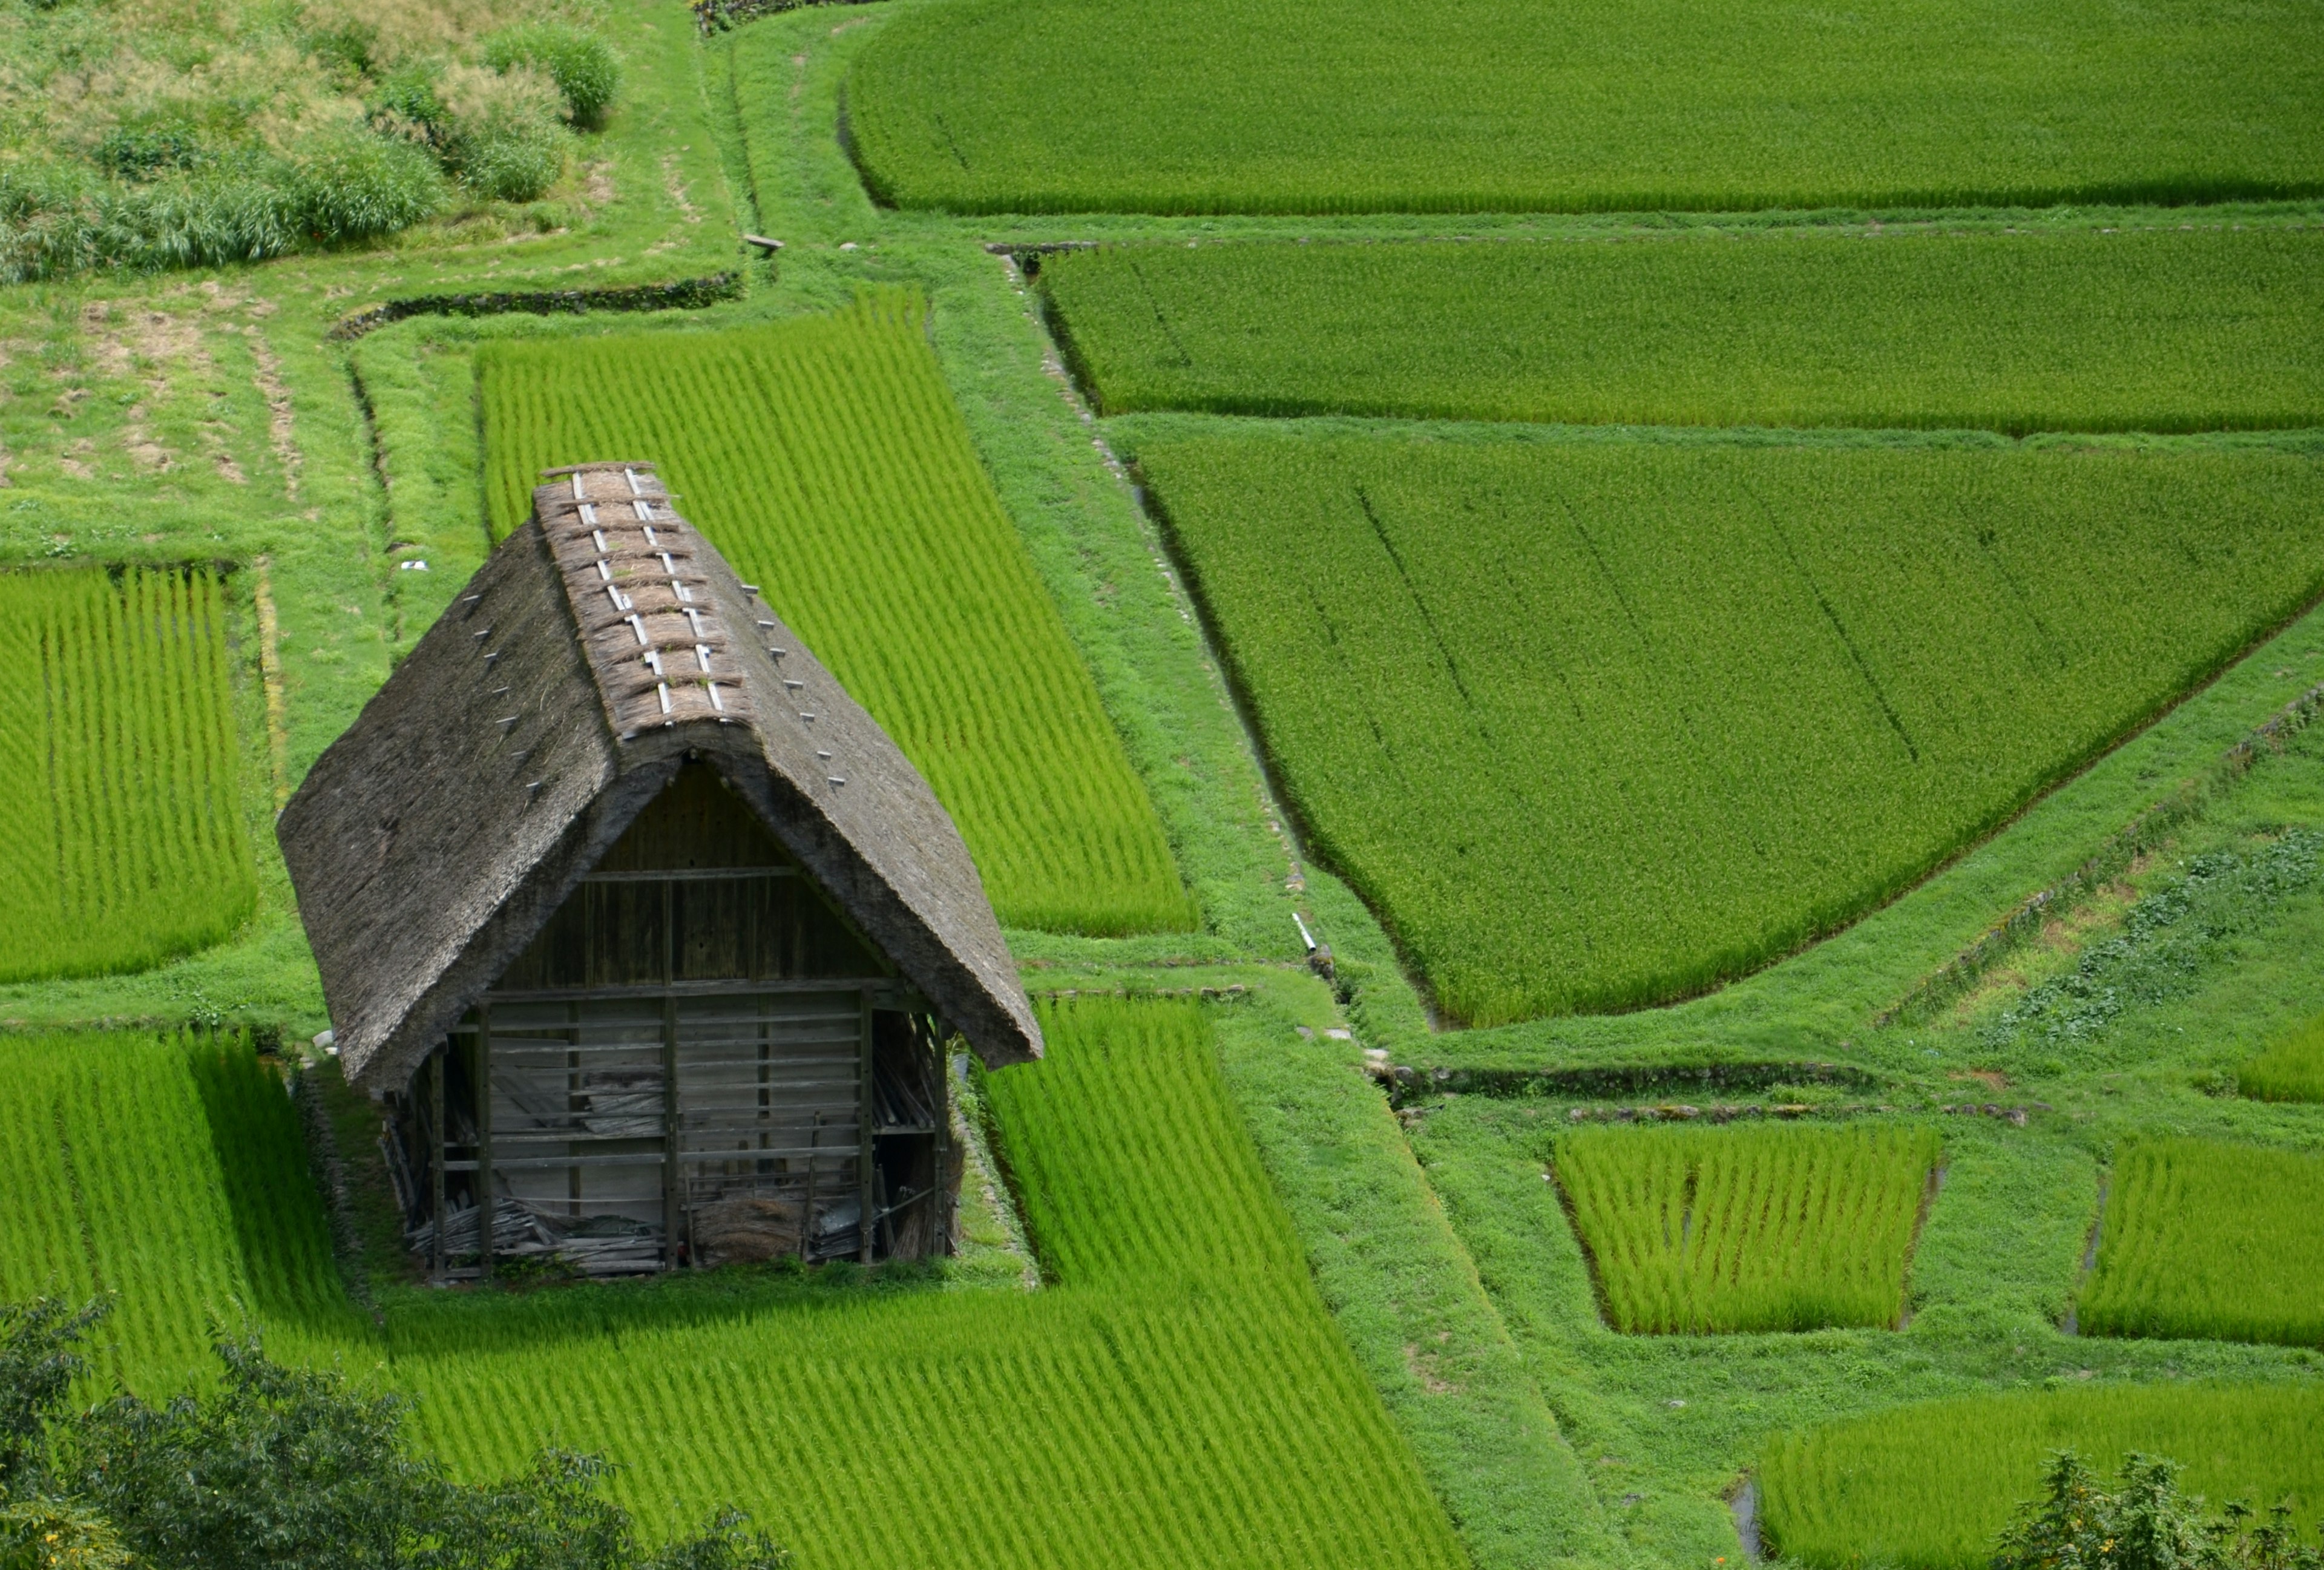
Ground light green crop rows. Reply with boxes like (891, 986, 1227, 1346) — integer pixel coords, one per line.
(1761, 1382, 2324, 1569)
(479, 295, 1193, 938)
(0, 568, 254, 983)
(2239, 1014, 2324, 1102)
(0, 1005, 1468, 1568)
(1555, 1123, 1938, 1333)
(1135, 433, 2324, 1023)
(1042, 229, 2324, 434)
(393, 997, 1465, 1563)
(0, 1032, 349, 1391)
(846, 0, 2324, 214)
(2076, 1138, 2324, 1347)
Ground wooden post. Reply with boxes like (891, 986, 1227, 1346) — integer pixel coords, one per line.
(661, 879, 680, 1269)
(428, 1047, 446, 1282)
(931, 1017, 952, 1258)
(662, 993, 681, 1268)
(858, 993, 876, 1264)
(476, 1007, 494, 1282)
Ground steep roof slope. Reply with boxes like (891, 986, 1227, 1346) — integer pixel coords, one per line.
(278, 461, 1042, 1089)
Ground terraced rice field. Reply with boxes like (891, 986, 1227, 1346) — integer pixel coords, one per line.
(2076, 1138, 2324, 1347)
(479, 296, 1193, 937)
(1041, 228, 2324, 433)
(1555, 1124, 1939, 1333)
(1133, 432, 2324, 1023)
(0, 1004, 1468, 1569)
(2238, 1014, 2324, 1102)
(847, 0, 2324, 214)
(1759, 1383, 2324, 1569)
(0, 1031, 349, 1388)
(0, 568, 254, 982)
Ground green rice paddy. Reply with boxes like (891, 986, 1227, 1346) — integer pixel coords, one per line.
(2077, 1140, 2324, 1349)
(1042, 228, 2324, 433)
(1134, 430, 2324, 1023)
(0, 568, 254, 983)
(848, 0, 2324, 214)
(1555, 1123, 1939, 1334)
(1761, 1383, 2324, 1569)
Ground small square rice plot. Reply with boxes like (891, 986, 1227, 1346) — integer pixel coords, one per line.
(1554, 1123, 1941, 1335)
(2076, 1138, 2324, 1348)
(0, 567, 254, 981)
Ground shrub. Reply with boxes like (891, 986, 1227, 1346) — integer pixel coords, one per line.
(1995, 1451, 2323, 1570)
(91, 122, 209, 182)
(292, 130, 442, 243)
(483, 22, 622, 127)
(0, 1298, 792, 1570)
(439, 65, 567, 202)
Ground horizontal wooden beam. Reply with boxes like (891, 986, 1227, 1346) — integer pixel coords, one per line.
(580, 866, 799, 883)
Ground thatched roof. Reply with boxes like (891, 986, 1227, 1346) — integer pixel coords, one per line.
(278, 461, 1043, 1091)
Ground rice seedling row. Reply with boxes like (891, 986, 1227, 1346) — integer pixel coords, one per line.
(1556, 1123, 1940, 1334)
(1040, 229, 2324, 435)
(479, 297, 1193, 938)
(845, 0, 2324, 214)
(0, 568, 254, 982)
(1133, 432, 2324, 1023)
(1760, 1382, 2324, 1569)
(2076, 1138, 2324, 1348)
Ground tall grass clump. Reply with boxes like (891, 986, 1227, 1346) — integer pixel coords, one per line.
(1555, 1123, 1939, 1333)
(2239, 1014, 2324, 1103)
(0, 138, 441, 281)
(0, 569, 254, 982)
(478, 294, 1195, 938)
(2076, 1139, 2324, 1348)
(484, 24, 623, 127)
(1135, 433, 2324, 1023)
(1760, 1383, 2324, 1570)
(0, 0, 622, 280)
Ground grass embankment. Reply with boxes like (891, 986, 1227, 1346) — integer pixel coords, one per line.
(1132, 429, 2324, 1023)
(847, 0, 2324, 214)
(1761, 1383, 2324, 1569)
(2078, 1139, 2324, 1349)
(478, 295, 1194, 939)
(0, 1005, 1469, 1567)
(0, 569, 254, 981)
(1042, 228, 2324, 433)
(1556, 1124, 1939, 1333)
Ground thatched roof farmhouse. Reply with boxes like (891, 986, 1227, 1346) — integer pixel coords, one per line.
(280, 461, 1040, 1276)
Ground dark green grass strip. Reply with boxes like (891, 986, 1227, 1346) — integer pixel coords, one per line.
(1042, 228, 2324, 434)
(1134, 432, 2324, 1026)
(847, 0, 2324, 215)
(1761, 1384, 2324, 1569)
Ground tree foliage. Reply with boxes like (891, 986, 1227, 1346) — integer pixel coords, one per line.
(0, 1297, 786, 1570)
(1995, 1451, 2323, 1570)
